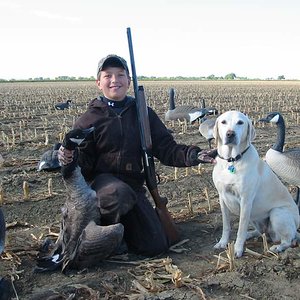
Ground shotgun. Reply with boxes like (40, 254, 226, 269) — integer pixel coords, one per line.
(126, 27, 180, 245)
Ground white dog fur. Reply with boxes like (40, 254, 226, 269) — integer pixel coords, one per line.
(212, 110, 300, 257)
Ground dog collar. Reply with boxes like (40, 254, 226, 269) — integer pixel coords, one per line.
(217, 146, 250, 163)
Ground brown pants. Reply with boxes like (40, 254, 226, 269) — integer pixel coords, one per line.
(91, 174, 169, 256)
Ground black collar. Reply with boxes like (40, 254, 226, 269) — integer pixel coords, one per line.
(218, 146, 250, 162)
(101, 96, 128, 108)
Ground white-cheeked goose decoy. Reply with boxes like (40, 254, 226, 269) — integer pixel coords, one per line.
(259, 112, 300, 206)
(55, 100, 72, 110)
(36, 127, 124, 272)
(198, 98, 218, 149)
(165, 88, 207, 123)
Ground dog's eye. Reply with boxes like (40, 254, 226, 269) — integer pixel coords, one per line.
(221, 120, 227, 124)
(237, 120, 244, 125)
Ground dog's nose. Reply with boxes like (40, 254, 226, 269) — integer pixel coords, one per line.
(226, 130, 235, 138)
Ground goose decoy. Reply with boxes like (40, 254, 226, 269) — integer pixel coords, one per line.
(36, 127, 124, 272)
(55, 100, 72, 110)
(0, 154, 4, 167)
(259, 112, 300, 206)
(199, 98, 218, 149)
(0, 208, 5, 255)
(37, 143, 62, 172)
(165, 88, 207, 123)
(0, 277, 13, 300)
(199, 118, 216, 149)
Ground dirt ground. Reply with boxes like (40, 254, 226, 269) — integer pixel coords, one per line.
(1, 81, 300, 300)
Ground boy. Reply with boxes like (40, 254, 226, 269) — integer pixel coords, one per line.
(58, 54, 216, 256)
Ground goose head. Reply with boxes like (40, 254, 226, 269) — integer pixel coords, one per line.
(258, 112, 285, 152)
(258, 112, 282, 124)
(63, 127, 94, 151)
(61, 127, 94, 178)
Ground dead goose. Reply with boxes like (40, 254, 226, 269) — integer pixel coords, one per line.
(36, 127, 124, 272)
(165, 88, 207, 123)
(259, 112, 300, 205)
(37, 143, 62, 172)
(0, 208, 5, 255)
(199, 98, 218, 149)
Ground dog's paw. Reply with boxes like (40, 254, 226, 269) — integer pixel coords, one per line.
(269, 243, 289, 253)
(234, 244, 244, 258)
(214, 240, 228, 249)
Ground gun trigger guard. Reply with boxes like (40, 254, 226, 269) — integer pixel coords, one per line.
(160, 197, 168, 206)
(156, 173, 161, 184)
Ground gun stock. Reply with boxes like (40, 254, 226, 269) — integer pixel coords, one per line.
(127, 27, 179, 245)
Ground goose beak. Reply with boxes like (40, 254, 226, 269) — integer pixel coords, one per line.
(258, 117, 268, 123)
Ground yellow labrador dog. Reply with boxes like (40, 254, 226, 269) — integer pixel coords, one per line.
(212, 110, 300, 257)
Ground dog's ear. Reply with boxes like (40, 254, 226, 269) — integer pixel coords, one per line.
(213, 116, 220, 145)
(247, 118, 256, 143)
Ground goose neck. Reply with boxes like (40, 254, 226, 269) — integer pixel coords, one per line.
(273, 118, 285, 152)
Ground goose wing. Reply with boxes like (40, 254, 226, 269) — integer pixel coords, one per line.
(73, 221, 124, 269)
(266, 149, 300, 186)
(284, 148, 300, 163)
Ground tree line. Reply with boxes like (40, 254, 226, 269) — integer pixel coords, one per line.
(0, 73, 287, 82)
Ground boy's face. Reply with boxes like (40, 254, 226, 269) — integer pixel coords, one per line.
(96, 66, 131, 101)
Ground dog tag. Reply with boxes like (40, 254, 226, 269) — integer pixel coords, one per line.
(228, 165, 236, 174)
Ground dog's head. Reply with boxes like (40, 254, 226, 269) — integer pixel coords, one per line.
(213, 111, 256, 148)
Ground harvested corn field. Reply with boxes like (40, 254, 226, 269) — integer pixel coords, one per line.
(1, 80, 300, 299)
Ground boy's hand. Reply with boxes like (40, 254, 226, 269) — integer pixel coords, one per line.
(197, 148, 217, 164)
(57, 146, 74, 166)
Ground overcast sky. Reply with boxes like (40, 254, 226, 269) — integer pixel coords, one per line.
(1, 0, 299, 80)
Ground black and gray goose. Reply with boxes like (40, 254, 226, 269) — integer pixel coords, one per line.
(165, 88, 207, 123)
(259, 112, 300, 205)
(36, 127, 124, 272)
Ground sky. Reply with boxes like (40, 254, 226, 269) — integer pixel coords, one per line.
(1, 0, 300, 80)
